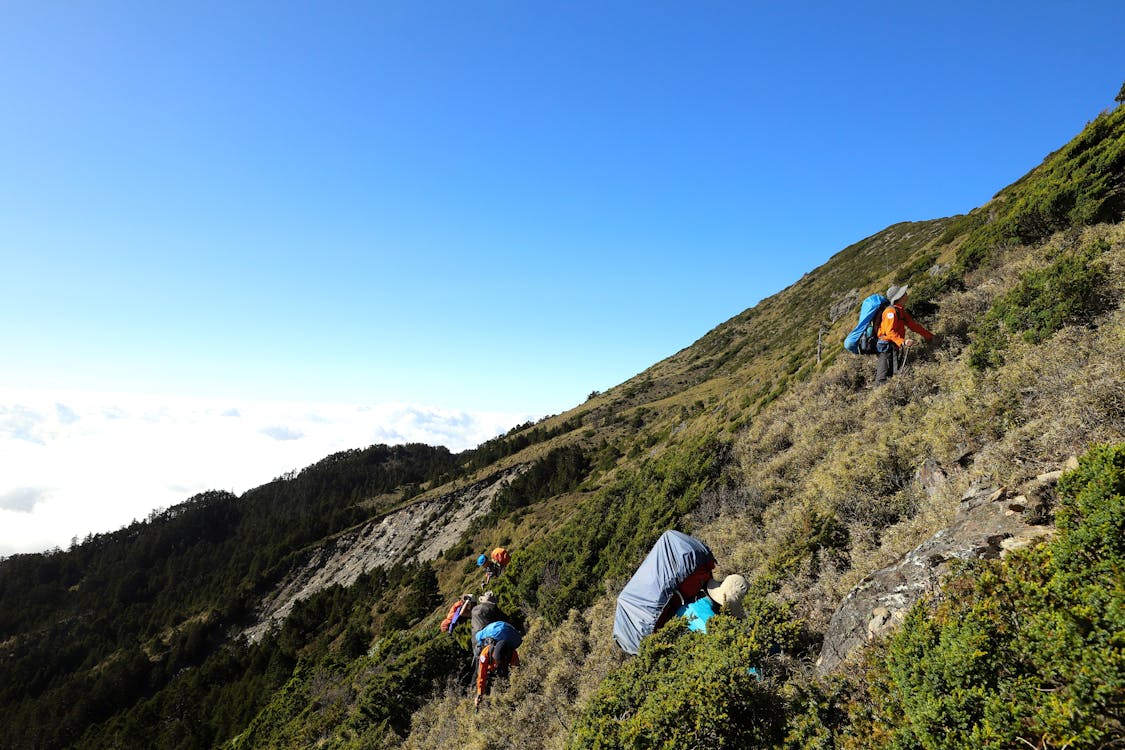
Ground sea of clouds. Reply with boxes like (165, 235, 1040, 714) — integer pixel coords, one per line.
(0, 388, 534, 557)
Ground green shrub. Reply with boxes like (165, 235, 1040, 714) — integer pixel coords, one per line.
(780, 675, 852, 750)
(968, 238, 1111, 369)
(231, 629, 466, 748)
(1054, 442, 1125, 568)
(568, 597, 800, 749)
(954, 106, 1125, 273)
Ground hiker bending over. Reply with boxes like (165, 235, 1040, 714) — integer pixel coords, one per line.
(875, 284, 933, 386)
(674, 574, 749, 633)
(478, 547, 510, 588)
(440, 594, 475, 635)
(470, 591, 507, 663)
(473, 620, 523, 709)
(479, 557, 502, 587)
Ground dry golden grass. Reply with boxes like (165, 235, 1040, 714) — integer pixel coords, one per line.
(705, 222, 1125, 642)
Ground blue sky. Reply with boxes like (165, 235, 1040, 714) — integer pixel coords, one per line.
(1, 2, 1122, 553)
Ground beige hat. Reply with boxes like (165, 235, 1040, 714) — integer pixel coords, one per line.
(886, 284, 909, 304)
(705, 574, 749, 618)
(481, 591, 497, 604)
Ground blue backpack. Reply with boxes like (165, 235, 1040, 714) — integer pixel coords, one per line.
(475, 620, 523, 649)
(844, 294, 889, 355)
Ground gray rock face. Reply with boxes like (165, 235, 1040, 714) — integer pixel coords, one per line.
(243, 466, 525, 642)
(816, 473, 1059, 673)
(828, 289, 861, 324)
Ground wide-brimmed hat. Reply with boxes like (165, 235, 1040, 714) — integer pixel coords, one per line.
(480, 591, 497, 604)
(705, 574, 749, 618)
(886, 284, 909, 303)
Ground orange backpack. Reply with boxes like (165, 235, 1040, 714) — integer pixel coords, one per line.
(440, 598, 472, 634)
(490, 547, 511, 567)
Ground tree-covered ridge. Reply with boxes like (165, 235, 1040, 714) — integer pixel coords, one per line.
(456, 414, 586, 475)
(0, 443, 458, 750)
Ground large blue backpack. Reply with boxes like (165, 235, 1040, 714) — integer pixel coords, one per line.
(475, 620, 523, 649)
(844, 294, 889, 355)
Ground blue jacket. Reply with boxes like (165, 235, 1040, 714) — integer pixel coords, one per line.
(675, 596, 718, 633)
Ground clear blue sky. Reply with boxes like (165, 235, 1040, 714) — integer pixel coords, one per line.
(3, 1, 1123, 416)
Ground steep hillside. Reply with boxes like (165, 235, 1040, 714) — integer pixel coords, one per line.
(1, 102, 1123, 750)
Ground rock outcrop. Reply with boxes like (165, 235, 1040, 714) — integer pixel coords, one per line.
(815, 463, 1071, 673)
(243, 465, 525, 642)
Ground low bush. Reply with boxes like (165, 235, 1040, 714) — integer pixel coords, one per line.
(969, 238, 1112, 369)
(568, 597, 800, 749)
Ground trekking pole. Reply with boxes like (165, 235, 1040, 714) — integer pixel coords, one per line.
(898, 342, 911, 374)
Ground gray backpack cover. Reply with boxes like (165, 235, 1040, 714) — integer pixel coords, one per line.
(613, 530, 713, 654)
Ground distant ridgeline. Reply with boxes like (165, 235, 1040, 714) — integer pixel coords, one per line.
(1, 103, 1123, 750)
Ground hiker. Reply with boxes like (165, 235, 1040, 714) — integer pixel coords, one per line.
(473, 620, 522, 709)
(440, 594, 475, 635)
(614, 530, 717, 654)
(470, 590, 507, 663)
(653, 553, 716, 631)
(874, 284, 933, 386)
(477, 554, 501, 587)
(479, 547, 510, 587)
(673, 573, 749, 633)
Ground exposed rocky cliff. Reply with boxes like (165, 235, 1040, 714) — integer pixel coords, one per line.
(244, 465, 525, 641)
(816, 458, 1076, 673)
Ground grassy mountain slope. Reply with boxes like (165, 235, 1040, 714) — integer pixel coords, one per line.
(400, 106, 1125, 750)
(1, 102, 1123, 750)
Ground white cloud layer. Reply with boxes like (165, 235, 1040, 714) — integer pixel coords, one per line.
(0, 388, 535, 557)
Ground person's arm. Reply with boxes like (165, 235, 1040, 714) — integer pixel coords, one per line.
(900, 309, 934, 341)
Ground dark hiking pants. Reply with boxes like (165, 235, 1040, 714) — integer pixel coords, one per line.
(491, 639, 514, 679)
(875, 342, 899, 385)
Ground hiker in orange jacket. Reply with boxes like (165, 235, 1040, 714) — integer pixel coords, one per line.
(439, 594, 474, 635)
(875, 285, 933, 385)
(474, 638, 520, 709)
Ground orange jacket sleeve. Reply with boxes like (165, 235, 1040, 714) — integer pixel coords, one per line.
(900, 308, 934, 341)
(878, 305, 933, 347)
(477, 645, 491, 695)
